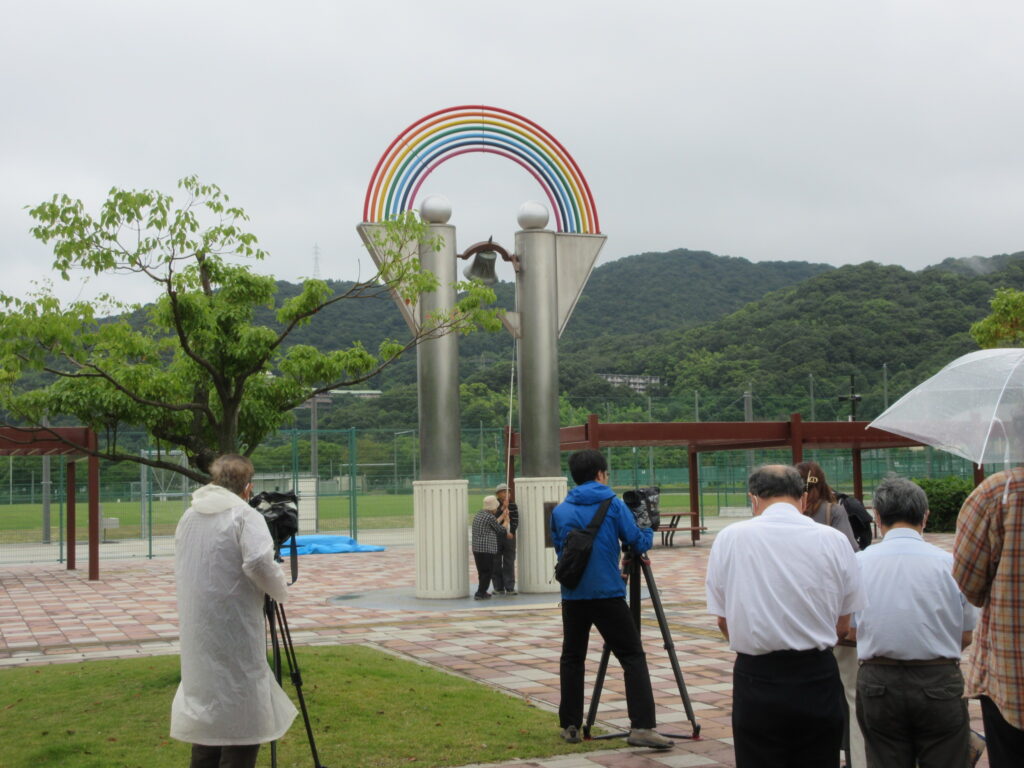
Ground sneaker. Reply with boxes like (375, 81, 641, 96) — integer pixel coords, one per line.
(627, 728, 674, 749)
(969, 730, 986, 767)
(473, 593, 491, 600)
(505, 588, 518, 595)
(560, 725, 580, 744)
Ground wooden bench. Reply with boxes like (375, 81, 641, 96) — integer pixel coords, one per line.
(657, 513, 707, 546)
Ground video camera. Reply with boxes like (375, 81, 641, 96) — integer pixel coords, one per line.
(622, 486, 661, 530)
(249, 490, 299, 554)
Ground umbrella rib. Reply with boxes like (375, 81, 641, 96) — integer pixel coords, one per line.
(976, 353, 1024, 466)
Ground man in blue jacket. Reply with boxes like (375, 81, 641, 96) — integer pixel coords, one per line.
(551, 449, 673, 750)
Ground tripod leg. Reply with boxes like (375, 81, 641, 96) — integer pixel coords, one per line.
(274, 602, 327, 768)
(265, 598, 283, 768)
(583, 644, 613, 739)
(639, 558, 701, 739)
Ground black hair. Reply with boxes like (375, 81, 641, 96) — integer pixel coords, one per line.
(568, 449, 608, 485)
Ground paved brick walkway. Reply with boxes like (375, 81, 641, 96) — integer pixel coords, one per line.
(0, 522, 988, 767)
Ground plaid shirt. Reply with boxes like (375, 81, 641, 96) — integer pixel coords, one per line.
(471, 509, 505, 554)
(954, 467, 1024, 730)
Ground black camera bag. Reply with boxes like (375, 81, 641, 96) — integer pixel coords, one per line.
(554, 498, 612, 589)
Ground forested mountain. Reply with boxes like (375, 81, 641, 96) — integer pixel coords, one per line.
(320, 250, 1024, 429)
(95, 248, 1024, 429)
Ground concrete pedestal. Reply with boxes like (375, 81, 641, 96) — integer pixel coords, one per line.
(414, 479, 469, 598)
(515, 476, 567, 594)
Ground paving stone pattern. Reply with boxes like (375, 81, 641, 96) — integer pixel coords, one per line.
(0, 524, 987, 768)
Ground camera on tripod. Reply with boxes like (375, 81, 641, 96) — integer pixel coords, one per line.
(622, 486, 661, 530)
(250, 490, 299, 557)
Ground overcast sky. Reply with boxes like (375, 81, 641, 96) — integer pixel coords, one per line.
(3, 0, 1023, 304)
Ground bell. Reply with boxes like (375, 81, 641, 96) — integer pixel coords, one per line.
(462, 250, 498, 285)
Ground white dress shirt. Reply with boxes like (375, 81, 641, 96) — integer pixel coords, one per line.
(855, 528, 979, 661)
(706, 502, 867, 655)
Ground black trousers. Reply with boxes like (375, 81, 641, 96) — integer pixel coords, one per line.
(980, 695, 1024, 768)
(856, 661, 968, 768)
(190, 743, 260, 768)
(559, 597, 656, 730)
(732, 649, 844, 768)
(492, 535, 516, 591)
(472, 551, 494, 597)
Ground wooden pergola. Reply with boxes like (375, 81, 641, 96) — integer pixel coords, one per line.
(0, 427, 102, 579)
(506, 413, 969, 546)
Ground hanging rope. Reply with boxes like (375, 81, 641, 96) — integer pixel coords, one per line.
(505, 341, 517, 478)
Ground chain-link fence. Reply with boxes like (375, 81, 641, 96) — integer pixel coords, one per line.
(0, 428, 981, 565)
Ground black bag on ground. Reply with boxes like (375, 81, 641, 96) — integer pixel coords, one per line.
(836, 492, 873, 550)
(554, 498, 612, 589)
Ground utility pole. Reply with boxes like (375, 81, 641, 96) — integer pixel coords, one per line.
(694, 390, 700, 422)
(744, 383, 754, 476)
(809, 373, 816, 421)
(647, 393, 654, 484)
(837, 374, 862, 421)
(312, 243, 321, 280)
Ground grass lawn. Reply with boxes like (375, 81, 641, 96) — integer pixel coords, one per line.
(0, 488, 740, 545)
(0, 645, 608, 768)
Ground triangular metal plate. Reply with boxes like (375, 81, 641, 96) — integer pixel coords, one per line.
(555, 234, 606, 337)
(501, 310, 522, 339)
(356, 223, 420, 335)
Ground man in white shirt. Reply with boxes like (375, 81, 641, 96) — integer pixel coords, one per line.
(706, 464, 866, 768)
(851, 477, 978, 768)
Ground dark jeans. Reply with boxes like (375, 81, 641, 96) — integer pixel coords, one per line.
(559, 597, 655, 730)
(190, 743, 260, 768)
(472, 551, 494, 597)
(856, 661, 968, 768)
(980, 695, 1024, 768)
(492, 535, 516, 591)
(732, 649, 844, 768)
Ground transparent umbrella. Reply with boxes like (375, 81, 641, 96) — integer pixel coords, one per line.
(869, 348, 1024, 466)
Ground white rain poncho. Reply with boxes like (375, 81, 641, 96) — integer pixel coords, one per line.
(170, 484, 297, 745)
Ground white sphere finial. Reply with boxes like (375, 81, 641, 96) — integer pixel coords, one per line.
(517, 200, 549, 230)
(420, 195, 452, 224)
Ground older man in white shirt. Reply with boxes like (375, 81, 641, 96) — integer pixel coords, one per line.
(706, 464, 866, 768)
(850, 477, 979, 768)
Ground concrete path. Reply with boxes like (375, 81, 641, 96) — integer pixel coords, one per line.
(0, 517, 988, 767)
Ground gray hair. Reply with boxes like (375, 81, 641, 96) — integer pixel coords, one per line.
(748, 464, 805, 500)
(873, 476, 928, 527)
(210, 454, 254, 496)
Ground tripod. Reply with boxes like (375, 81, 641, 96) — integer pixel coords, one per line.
(582, 546, 701, 742)
(265, 596, 327, 768)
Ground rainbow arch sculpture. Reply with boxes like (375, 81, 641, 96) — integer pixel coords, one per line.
(363, 105, 600, 234)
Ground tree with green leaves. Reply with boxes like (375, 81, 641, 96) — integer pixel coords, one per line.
(971, 287, 1024, 348)
(0, 177, 499, 482)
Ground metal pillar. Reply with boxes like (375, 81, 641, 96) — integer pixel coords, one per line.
(516, 228, 561, 478)
(413, 215, 468, 597)
(417, 222, 462, 480)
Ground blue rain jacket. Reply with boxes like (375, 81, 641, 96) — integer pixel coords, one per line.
(550, 481, 653, 600)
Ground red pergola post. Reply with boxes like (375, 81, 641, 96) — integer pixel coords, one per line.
(587, 413, 600, 449)
(852, 448, 864, 500)
(688, 447, 701, 544)
(790, 412, 804, 464)
(66, 459, 76, 571)
(88, 431, 100, 580)
(973, 463, 986, 486)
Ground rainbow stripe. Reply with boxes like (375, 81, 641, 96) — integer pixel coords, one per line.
(363, 105, 600, 234)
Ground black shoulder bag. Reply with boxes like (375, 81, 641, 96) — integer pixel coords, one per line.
(554, 498, 612, 589)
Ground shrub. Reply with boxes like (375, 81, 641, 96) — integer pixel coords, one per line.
(913, 476, 974, 533)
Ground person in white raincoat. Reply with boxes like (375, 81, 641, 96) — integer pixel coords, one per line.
(171, 454, 297, 768)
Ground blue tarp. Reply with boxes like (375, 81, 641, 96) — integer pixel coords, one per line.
(280, 535, 385, 555)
